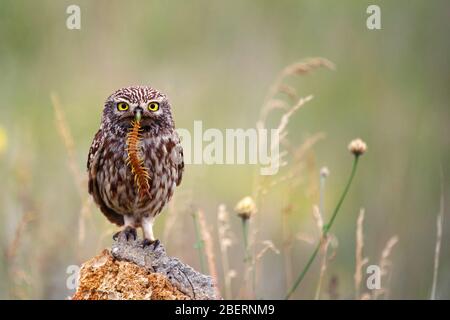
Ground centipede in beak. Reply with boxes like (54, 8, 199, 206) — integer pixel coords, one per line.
(126, 117, 151, 198)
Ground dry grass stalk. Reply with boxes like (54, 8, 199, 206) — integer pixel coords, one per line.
(265, 99, 289, 112)
(312, 205, 324, 232)
(372, 236, 399, 300)
(51, 93, 83, 195)
(290, 133, 326, 162)
(253, 58, 334, 298)
(4, 165, 40, 299)
(255, 127, 324, 199)
(78, 197, 93, 246)
(51, 92, 92, 245)
(261, 132, 325, 198)
(252, 240, 281, 298)
(315, 239, 329, 300)
(254, 58, 332, 204)
(354, 209, 369, 299)
(5, 211, 35, 299)
(312, 202, 339, 300)
(162, 189, 192, 247)
(286, 140, 364, 299)
(5, 211, 35, 261)
(255, 240, 280, 261)
(277, 133, 326, 287)
(249, 238, 280, 299)
(431, 167, 444, 300)
(295, 232, 315, 245)
(312, 205, 329, 300)
(96, 226, 118, 253)
(260, 57, 335, 122)
(197, 209, 220, 297)
(278, 95, 313, 139)
(254, 130, 325, 206)
(254, 94, 314, 204)
(277, 84, 298, 102)
(328, 275, 340, 300)
(217, 204, 235, 299)
(281, 204, 295, 287)
(360, 293, 371, 300)
(291, 205, 334, 300)
(281, 57, 336, 77)
(162, 199, 178, 245)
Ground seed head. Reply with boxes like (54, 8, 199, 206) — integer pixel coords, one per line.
(320, 166, 330, 178)
(348, 138, 367, 156)
(234, 196, 257, 220)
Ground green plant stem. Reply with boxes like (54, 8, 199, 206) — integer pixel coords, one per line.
(324, 156, 359, 234)
(192, 212, 206, 274)
(241, 218, 250, 262)
(285, 240, 321, 299)
(285, 155, 360, 299)
(241, 217, 255, 298)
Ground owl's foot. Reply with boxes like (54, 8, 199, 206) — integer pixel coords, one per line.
(113, 226, 137, 242)
(142, 238, 160, 250)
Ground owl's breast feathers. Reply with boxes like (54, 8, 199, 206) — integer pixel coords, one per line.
(87, 129, 184, 226)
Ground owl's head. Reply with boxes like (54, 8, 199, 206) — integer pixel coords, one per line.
(102, 86, 175, 136)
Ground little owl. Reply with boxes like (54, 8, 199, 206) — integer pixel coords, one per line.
(87, 86, 184, 247)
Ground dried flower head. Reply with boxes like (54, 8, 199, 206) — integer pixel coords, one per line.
(234, 196, 257, 220)
(348, 138, 367, 156)
(320, 166, 330, 178)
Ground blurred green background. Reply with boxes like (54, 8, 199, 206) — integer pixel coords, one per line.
(0, 0, 449, 299)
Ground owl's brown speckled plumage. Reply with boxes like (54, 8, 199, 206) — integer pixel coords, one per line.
(87, 86, 184, 243)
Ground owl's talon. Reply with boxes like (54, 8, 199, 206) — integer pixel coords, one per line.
(142, 239, 160, 250)
(142, 239, 152, 248)
(124, 226, 137, 241)
(113, 226, 137, 242)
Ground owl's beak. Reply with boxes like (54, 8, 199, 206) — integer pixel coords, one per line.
(134, 107, 143, 122)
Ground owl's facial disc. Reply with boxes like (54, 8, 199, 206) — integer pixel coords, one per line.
(112, 99, 165, 133)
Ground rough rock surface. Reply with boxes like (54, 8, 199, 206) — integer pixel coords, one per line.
(72, 234, 220, 300)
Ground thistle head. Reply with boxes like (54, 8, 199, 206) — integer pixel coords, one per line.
(348, 138, 367, 157)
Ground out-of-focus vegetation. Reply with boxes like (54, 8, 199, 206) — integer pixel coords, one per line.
(0, 0, 449, 299)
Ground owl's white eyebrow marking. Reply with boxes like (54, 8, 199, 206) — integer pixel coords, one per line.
(146, 98, 164, 104)
(109, 86, 166, 105)
(115, 98, 138, 106)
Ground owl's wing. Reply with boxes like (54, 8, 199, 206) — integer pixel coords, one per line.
(87, 129, 102, 170)
(176, 145, 184, 186)
(172, 132, 184, 187)
(87, 130, 124, 226)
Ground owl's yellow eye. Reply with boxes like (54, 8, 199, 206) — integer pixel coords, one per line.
(148, 102, 159, 112)
(117, 102, 129, 111)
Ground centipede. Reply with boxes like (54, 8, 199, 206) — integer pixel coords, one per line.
(126, 119, 151, 197)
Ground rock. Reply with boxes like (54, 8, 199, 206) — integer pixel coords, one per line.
(72, 234, 221, 300)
